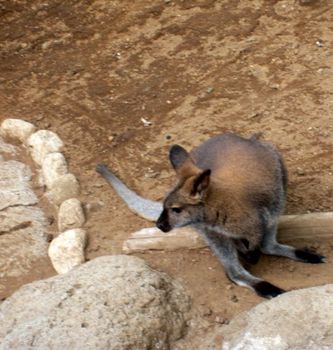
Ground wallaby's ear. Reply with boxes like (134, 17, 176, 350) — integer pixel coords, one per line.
(169, 145, 190, 170)
(191, 169, 211, 197)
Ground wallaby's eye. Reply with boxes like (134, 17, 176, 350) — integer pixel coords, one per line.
(171, 207, 182, 214)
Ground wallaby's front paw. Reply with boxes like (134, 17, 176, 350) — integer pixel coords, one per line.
(295, 248, 325, 264)
(254, 281, 286, 299)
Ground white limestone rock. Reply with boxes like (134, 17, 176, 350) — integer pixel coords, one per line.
(42, 152, 68, 189)
(0, 118, 36, 144)
(27, 130, 64, 165)
(58, 198, 85, 232)
(221, 284, 333, 350)
(0, 255, 191, 350)
(47, 173, 80, 205)
(0, 136, 17, 155)
(0, 160, 38, 210)
(48, 228, 87, 274)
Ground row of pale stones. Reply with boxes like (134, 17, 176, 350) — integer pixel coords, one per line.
(0, 119, 86, 274)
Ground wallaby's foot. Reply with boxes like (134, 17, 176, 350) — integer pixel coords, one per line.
(240, 247, 261, 265)
(295, 248, 325, 264)
(253, 281, 286, 299)
(234, 239, 261, 265)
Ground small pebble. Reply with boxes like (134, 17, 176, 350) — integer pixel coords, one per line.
(215, 316, 227, 324)
(296, 167, 305, 176)
(141, 118, 152, 127)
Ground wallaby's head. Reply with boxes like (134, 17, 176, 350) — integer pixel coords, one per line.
(156, 145, 212, 232)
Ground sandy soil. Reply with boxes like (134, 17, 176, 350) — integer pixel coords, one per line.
(1, 0, 332, 326)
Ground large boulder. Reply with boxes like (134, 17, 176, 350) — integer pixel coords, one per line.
(0, 255, 191, 350)
(0, 160, 37, 210)
(221, 284, 333, 350)
(0, 206, 49, 295)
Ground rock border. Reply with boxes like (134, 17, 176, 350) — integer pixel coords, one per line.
(0, 118, 86, 274)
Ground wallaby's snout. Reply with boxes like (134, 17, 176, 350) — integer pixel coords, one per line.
(156, 210, 172, 232)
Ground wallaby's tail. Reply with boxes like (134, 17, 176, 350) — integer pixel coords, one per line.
(96, 164, 163, 221)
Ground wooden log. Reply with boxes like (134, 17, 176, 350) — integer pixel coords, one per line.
(122, 212, 333, 253)
(278, 212, 333, 241)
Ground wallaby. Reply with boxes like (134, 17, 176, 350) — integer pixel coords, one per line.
(96, 133, 324, 298)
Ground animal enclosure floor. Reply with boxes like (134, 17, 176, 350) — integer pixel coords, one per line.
(1, 0, 332, 325)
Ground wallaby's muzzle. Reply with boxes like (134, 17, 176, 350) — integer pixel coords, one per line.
(156, 210, 172, 232)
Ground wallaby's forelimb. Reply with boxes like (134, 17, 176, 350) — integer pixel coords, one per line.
(96, 164, 163, 221)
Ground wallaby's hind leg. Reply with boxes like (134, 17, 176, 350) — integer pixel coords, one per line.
(260, 153, 323, 264)
(199, 228, 285, 298)
(261, 218, 325, 264)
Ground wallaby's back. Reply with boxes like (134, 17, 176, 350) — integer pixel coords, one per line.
(190, 134, 285, 207)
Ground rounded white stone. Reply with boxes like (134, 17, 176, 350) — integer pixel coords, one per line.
(221, 284, 333, 350)
(47, 173, 80, 205)
(42, 152, 68, 189)
(48, 228, 87, 274)
(58, 198, 85, 232)
(0, 119, 36, 144)
(27, 130, 64, 165)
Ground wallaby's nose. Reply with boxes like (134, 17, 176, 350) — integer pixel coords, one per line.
(156, 221, 171, 232)
(156, 210, 171, 232)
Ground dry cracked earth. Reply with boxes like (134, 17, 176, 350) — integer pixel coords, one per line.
(0, 0, 333, 327)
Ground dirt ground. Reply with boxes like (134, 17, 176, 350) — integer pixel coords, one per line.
(1, 0, 333, 328)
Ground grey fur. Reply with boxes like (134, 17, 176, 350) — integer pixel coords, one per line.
(96, 164, 163, 221)
(195, 224, 261, 288)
